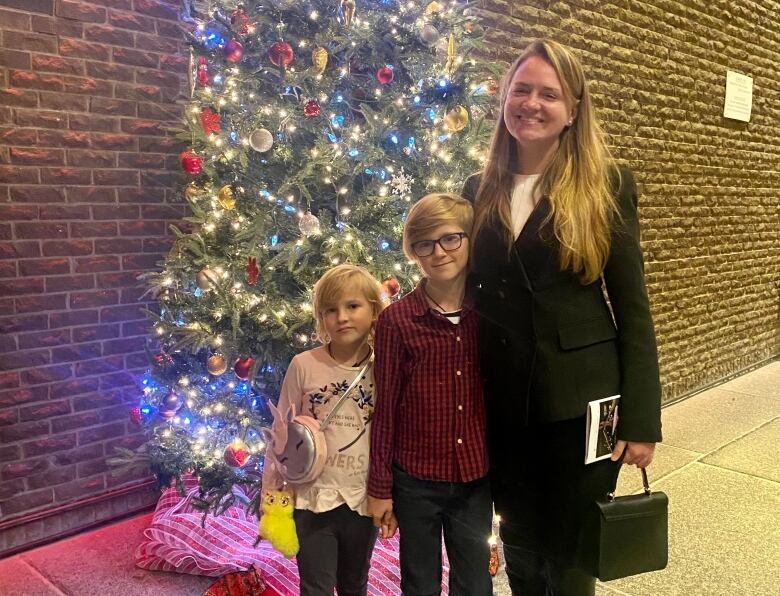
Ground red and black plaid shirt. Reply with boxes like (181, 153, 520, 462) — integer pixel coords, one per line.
(367, 282, 489, 499)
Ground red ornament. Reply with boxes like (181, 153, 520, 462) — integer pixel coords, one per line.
(303, 99, 321, 118)
(160, 392, 182, 418)
(180, 151, 203, 175)
(376, 66, 394, 85)
(234, 357, 254, 380)
(153, 352, 174, 367)
(224, 439, 250, 468)
(196, 56, 209, 87)
(230, 7, 250, 34)
(381, 276, 401, 298)
(199, 107, 221, 135)
(269, 41, 294, 67)
(129, 406, 143, 425)
(224, 39, 244, 63)
(246, 256, 259, 285)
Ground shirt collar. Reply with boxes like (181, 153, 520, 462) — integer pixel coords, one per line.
(408, 279, 474, 318)
(409, 281, 429, 318)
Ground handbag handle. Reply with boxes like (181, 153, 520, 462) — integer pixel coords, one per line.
(607, 467, 652, 502)
(318, 352, 373, 431)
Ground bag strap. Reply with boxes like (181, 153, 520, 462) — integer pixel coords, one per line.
(318, 352, 373, 431)
(607, 467, 652, 502)
(640, 467, 651, 495)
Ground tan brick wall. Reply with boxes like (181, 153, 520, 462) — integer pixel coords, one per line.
(477, 0, 780, 401)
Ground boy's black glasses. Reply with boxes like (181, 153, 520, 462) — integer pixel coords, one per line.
(411, 232, 468, 257)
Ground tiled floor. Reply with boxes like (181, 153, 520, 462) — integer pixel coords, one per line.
(0, 361, 777, 596)
(596, 360, 780, 596)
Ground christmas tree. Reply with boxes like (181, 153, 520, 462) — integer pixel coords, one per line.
(114, 0, 499, 514)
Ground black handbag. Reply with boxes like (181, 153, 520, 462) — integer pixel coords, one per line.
(579, 467, 668, 581)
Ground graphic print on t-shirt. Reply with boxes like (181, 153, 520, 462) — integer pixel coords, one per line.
(307, 374, 374, 455)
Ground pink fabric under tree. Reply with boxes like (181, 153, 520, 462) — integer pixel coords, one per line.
(136, 476, 450, 595)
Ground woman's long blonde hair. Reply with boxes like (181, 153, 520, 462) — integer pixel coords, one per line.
(472, 39, 617, 284)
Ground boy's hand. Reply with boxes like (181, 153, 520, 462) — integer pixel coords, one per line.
(368, 496, 394, 537)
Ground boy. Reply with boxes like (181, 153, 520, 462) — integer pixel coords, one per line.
(367, 193, 492, 595)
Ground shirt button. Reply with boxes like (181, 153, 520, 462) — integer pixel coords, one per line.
(457, 438, 463, 444)
(457, 405, 463, 411)
(456, 370, 462, 376)
(456, 336, 461, 342)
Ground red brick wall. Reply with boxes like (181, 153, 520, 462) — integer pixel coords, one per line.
(0, 0, 188, 531)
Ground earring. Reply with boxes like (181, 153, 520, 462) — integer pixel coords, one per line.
(567, 119, 574, 126)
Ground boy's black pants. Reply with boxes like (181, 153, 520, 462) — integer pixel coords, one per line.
(294, 504, 378, 596)
(392, 465, 493, 596)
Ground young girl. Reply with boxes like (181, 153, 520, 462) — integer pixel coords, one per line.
(263, 264, 385, 596)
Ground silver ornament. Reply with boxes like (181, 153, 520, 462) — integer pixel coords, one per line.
(420, 24, 440, 46)
(298, 212, 321, 237)
(196, 267, 221, 290)
(248, 128, 274, 152)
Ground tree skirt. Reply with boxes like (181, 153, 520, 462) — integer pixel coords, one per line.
(136, 477, 449, 595)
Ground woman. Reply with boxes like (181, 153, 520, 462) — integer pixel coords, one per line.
(462, 39, 662, 595)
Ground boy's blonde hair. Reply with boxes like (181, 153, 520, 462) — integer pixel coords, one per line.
(402, 193, 474, 261)
(311, 264, 384, 343)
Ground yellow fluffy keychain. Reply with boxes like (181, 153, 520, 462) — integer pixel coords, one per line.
(258, 489, 299, 558)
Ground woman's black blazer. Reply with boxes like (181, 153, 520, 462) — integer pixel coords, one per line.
(462, 168, 662, 451)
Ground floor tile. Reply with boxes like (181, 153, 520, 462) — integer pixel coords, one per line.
(596, 584, 632, 595)
(20, 513, 213, 596)
(659, 388, 780, 454)
(603, 463, 780, 596)
(718, 361, 780, 399)
(0, 556, 64, 595)
(702, 417, 780, 483)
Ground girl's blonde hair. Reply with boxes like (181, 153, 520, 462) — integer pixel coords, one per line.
(472, 39, 617, 284)
(311, 264, 384, 343)
(402, 192, 474, 261)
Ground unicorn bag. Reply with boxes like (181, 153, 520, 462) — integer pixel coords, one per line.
(264, 356, 372, 485)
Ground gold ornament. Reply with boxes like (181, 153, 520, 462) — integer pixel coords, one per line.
(196, 267, 220, 290)
(444, 105, 469, 132)
(312, 46, 328, 74)
(341, 0, 356, 28)
(207, 354, 228, 375)
(445, 33, 457, 74)
(424, 1, 443, 14)
(217, 184, 236, 209)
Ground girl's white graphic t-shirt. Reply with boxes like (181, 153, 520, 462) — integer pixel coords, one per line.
(265, 346, 375, 516)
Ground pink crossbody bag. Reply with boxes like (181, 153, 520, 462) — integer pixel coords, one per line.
(265, 355, 373, 485)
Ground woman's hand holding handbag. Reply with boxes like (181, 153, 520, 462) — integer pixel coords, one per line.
(579, 467, 669, 581)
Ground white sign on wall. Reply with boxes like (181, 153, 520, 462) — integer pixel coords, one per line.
(723, 70, 753, 122)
